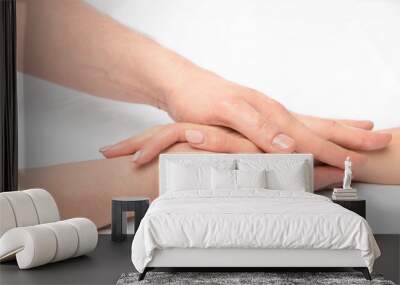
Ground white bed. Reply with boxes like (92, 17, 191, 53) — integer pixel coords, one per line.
(131, 154, 380, 280)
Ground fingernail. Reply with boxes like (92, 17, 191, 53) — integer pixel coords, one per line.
(99, 145, 113, 153)
(364, 120, 374, 129)
(185, 130, 204, 144)
(272, 134, 295, 150)
(131, 150, 143, 162)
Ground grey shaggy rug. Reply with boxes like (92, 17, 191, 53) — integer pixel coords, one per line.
(116, 272, 396, 285)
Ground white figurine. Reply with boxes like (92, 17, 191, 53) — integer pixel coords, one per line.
(332, 157, 358, 200)
(343, 156, 352, 189)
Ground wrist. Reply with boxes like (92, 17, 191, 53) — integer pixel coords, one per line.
(158, 55, 210, 110)
(130, 38, 211, 111)
(106, 30, 192, 110)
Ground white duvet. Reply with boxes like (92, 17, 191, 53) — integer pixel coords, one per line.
(131, 190, 380, 273)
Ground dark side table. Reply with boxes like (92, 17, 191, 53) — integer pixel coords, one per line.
(332, 199, 366, 219)
(112, 197, 149, 242)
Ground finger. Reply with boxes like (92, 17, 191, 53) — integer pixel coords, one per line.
(185, 127, 261, 153)
(249, 95, 367, 168)
(314, 166, 343, 190)
(289, 120, 368, 168)
(293, 114, 391, 150)
(214, 99, 296, 153)
(294, 114, 374, 130)
(99, 125, 164, 158)
(335, 119, 373, 130)
(134, 124, 262, 165)
(323, 124, 392, 151)
(297, 115, 391, 150)
(132, 124, 183, 164)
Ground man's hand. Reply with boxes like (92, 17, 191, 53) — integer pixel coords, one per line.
(162, 69, 391, 168)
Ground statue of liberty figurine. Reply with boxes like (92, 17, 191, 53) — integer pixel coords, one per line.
(343, 157, 352, 189)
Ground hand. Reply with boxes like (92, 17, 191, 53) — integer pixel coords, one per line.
(161, 68, 391, 168)
(100, 113, 390, 168)
(100, 123, 343, 190)
(19, 1, 391, 169)
(100, 123, 261, 162)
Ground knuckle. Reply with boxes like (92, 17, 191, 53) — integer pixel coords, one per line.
(323, 120, 338, 140)
(160, 124, 175, 135)
(262, 98, 293, 128)
(170, 123, 183, 132)
(213, 98, 242, 124)
(165, 124, 183, 140)
(255, 117, 269, 132)
(146, 125, 166, 135)
(267, 98, 287, 115)
(255, 119, 278, 142)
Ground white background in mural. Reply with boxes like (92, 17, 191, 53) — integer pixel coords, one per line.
(18, 0, 400, 168)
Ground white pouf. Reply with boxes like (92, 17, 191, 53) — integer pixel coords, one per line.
(0, 196, 17, 237)
(24, 188, 60, 224)
(0, 189, 98, 269)
(65, 218, 98, 257)
(0, 218, 98, 269)
(1, 191, 39, 227)
(42, 221, 79, 262)
(0, 225, 57, 268)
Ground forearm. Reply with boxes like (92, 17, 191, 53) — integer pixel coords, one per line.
(18, 143, 199, 228)
(18, 156, 158, 228)
(16, 0, 197, 108)
(354, 128, 400, 185)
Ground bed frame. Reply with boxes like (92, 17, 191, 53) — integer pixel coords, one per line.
(139, 153, 371, 280)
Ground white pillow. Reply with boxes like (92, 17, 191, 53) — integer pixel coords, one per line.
(237, 159, 308, 191)
(166, 160, 236, 192)
(211, 169, 268, 190)
(167, 163, 211, 191)
(211, 168, 237, 190)
(236, 169, 267, 189)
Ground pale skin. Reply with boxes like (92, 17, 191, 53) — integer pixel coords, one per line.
(17, 0, 392, 170)
(102, 124, 400, 188)
(19, 128, 400, 229)
(16, 1, 399, 229)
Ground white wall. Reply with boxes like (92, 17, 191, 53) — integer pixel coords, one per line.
(320, 184, 400, 234)
(357, 184, 400, 234)
(18, 0, 400, 168)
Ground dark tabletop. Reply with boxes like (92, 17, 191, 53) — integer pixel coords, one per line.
(112, 197, 149, 202)
(1, 234, 399, 285)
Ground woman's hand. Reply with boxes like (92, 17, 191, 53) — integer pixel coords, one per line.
(100, 123, 262, 163)
(100, 123, 344, 190)
(160, 68, 391, 168)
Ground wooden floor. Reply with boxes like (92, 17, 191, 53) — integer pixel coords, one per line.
(0, 234, 398, 285)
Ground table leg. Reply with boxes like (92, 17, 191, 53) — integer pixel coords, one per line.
(134, 201, 149, 234)
(112, 201, 127, 241)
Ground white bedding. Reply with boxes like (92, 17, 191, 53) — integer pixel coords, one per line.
(131, 190, 380, 273)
